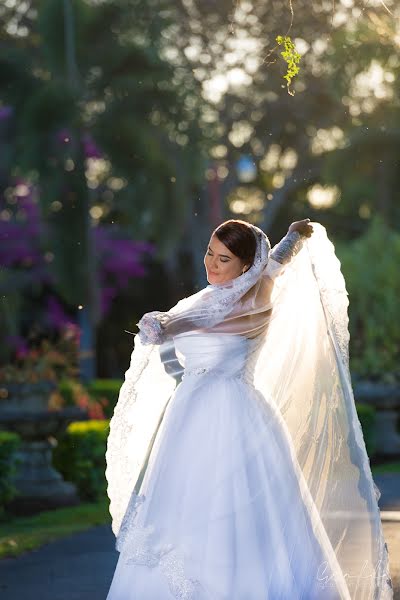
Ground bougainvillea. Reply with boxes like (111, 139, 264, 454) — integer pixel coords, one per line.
(1, 179, 155, 355)
(94, 228, 155, 316)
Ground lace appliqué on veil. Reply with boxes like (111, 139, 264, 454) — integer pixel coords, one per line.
(105, 342, 156, 537)
(135, 229, 307, 346)
(202, 231, 305, 321)
(116, 492, 203, 600)
(135, 226, 272, 344)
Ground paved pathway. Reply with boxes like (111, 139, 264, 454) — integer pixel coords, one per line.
(375, 473, 400, 510)
(382, 520, 400, 600)
(0, 475, 399, 600)
(0, 524, 117, 600)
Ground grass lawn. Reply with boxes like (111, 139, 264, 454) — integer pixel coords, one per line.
(372, 461, 400, 475)
(0, 497, 111, 559)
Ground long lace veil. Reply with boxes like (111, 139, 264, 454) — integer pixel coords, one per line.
(105, 223, 393, 599)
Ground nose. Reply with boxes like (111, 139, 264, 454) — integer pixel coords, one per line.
(210, 258, 218, 272)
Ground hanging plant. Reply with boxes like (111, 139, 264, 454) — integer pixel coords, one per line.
(276, 35, 301, 96)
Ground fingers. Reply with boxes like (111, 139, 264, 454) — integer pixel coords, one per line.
(288, 218, 314, 237)
(303, 218, 313, 237)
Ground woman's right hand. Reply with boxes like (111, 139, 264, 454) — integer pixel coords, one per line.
(136, 311, 166, 345)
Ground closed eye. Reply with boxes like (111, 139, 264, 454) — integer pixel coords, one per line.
(207, 251, 229, 263)
(207, 245, 231, 262)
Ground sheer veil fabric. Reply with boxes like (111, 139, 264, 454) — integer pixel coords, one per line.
(105, 223, 393, 599)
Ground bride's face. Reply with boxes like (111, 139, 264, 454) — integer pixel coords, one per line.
(204, 234, 248, 285)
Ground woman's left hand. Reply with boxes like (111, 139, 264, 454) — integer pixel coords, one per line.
(288, 218, 314, 237)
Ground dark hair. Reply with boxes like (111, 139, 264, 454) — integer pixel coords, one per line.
(212, 219, 257, 266)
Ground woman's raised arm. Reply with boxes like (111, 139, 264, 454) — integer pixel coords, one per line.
(269, 218, 313, 266)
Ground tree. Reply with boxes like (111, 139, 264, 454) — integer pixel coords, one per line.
(0, 0, 205, 379)
(156, 0, 399, 239)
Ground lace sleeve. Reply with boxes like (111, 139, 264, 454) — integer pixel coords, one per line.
(136, 310, 169, 345)
(264, 230, 306, 280)
(269, 230, 305, 265)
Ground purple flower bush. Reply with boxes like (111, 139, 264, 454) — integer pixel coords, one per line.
(1, 179, 155, 357)
(95, 228, 154, 316)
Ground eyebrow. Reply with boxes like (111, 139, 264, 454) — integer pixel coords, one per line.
(208, 244, 232, 260)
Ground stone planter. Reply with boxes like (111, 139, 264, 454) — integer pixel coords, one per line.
(354, 381, 400, 457)
(0, 380, 88, 515)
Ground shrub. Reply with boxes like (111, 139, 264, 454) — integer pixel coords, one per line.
(87, 379, 122, 419)
(355, 402, 377, 458)
(0, 431, 21, 517)
(52, 420, 110, 501)
(58, 378, 108, 420)
(337, 217, 400, 382)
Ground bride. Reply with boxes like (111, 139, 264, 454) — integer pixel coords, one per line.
(105, 218, 393, 599)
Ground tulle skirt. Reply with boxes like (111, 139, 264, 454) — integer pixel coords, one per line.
(106, 373, 350, 600)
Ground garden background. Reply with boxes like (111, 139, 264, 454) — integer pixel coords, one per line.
(0, 0, 399, 589)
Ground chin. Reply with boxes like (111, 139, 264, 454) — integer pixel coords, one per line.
(207, 273, 219, 284)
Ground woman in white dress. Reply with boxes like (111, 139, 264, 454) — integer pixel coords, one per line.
(105, 219, 393, 599)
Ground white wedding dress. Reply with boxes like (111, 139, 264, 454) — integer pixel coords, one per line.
(106, 330, 352, 600)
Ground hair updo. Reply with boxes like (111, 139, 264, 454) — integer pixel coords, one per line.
(213, 219, 257, 267)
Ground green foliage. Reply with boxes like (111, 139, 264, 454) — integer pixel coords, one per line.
(58, 377, 120, 419)
(0, 498, 110, 559)
(276, 36, 301, 95)
(52, 420, 110, 501)
(337, 217, 400, 380)
(0, 432, 21, 516)
(355, 402, 377, 457)
(0, 0, 206, 305)
(87, 379, 122, 419)
(372, 461, 400, 475)
(58, 378, 76, 406)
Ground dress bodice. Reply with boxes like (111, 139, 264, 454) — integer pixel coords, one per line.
(173, 332, 261, 384)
